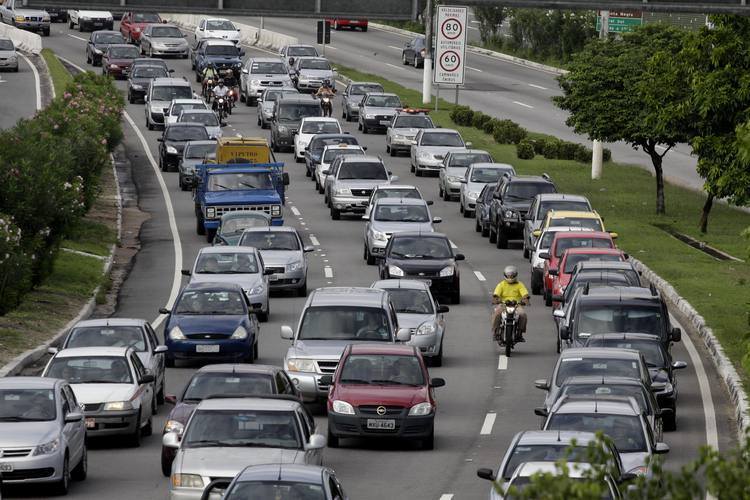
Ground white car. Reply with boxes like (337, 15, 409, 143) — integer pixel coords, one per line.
(315, 143, 366, 194)
(42, 346, 156, 447)
(294, 117, 342, 162)
(194, 18, 240, 45)
(67, 9, 113, 31)
(177, 109, 222, 139)
(165, 98, 210, 125)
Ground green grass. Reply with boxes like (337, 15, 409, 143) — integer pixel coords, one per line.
(41, 48, 73, 97)
(63, 219, 117, 257)
(338, 64, 750, 387)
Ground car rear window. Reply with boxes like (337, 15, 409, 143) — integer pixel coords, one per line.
(554, 237, 614, 257)
(277, 103, 321, 121)
(556, 357, 641, 386)
(182, 372, 274, 401)
(563, 253, 622, 273)
(550, 217, 603, 231)
(338, 161, 387, 180)
(505, 181, 556, 201)
(67, 326, 145, 351)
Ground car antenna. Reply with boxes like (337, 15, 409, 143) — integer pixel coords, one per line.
(277, 462, 282, 481)
(557, 429, 561, 442)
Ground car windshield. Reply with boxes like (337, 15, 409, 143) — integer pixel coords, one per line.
(94, 34, 123, 44)
(503, 445, 589, 479)
(206, 20, 235, 30)
(351, 84, 384, 95)
(449, 153, 493, 167)
(0, 389, 56, 421)
(109, 46, 139, 59)
(208, 172, 274, 191)
(228, 481, 325, 500)
(389, 237, 452, 259)
(539, 200, 590, 218)
(555, 237, 614, 257)
(561, 385, 649, 413)
(240, 232, 300, 251)
(46, 356, 132, 384)
(182, 373, 274, 401)
(576, 306, 664, 337)
(393, 115, 433, 128)
(184, 143, 216, 159)
(505, 182, 556, 201)
(288, 46, 317, 57)
(372, 189, 421, 202)
(151, 26, 182, 38)
(586, 339, 665, 367)
(133, 13, 162, 22)
(195, 252, 259, 274)
(471, 167, 512, 183)
(365, 95, 401, 108)
(421, 132, 463, 147)
(551, 217, 603, 231)
(312, 136, 358, 152)
(278, 104, 321, 122)
(338, 162, 387, 180)
(265, 90, 297, 102)
(506, 477, 614, 500)
(386, 289, 434, 314)
(133, 66, 168, 78)
(322, 149, 363, 163)
(556, 358, 641, 386)
(375, 204, 429, 223)
(174, 290, 246, 315)
(340, 354, 424, 386)
(152, 86, 193, 101)
(165, 126, 210, 141)
(66, 326, 146, 351)
(548, 414, 646, 453)
(301, 121, 340, 134)
(299, 59, 330, 70)
(563, 253, 621, 273)
(206, 45, 240, 56)
(221, 215, 270, 234)
(183, 409, 301, 450)
(251, 61, 286, 74)
(179, 112, 218, 126)
(171, 103, 205, 116)
(298, 306, 391, 341)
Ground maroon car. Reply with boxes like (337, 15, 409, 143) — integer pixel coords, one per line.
(160, 363, 299, 476)
(101, 44, 140, 78)
(119, 11, 163, 44)
(323, 344, 445, 450)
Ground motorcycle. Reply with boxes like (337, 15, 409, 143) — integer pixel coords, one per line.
(202, 78, 214, 99)
(493, 299, 519, 357)
(320, 95, 332, 117)
(213, 96, 231, 123)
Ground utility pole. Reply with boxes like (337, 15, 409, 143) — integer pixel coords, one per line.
(422, 0, 433, 105)
(591, 9, 609, 180)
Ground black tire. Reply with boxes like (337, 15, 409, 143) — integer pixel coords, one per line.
(165, 356, 175, 368)
(128, 92, 134, 104)
(415, 168, 422, 177)
(43, 29, 50, 36)
(195, 72, 201, 82)
(143, 415, 153, 437)
(157, 383, 165, 405)
(505, 342, 512, 357)
(297, 280, 308, 297)
(258, 310, 269, 322)
(489, 224, 497, 243)
(71, 445, 87, 481)
(196, 215, 206, 236)
(86, 51, 91, 65)
(161, 452, 172, 477)
(362, 26, 368, 32)
(402, 52, 409, 65)
(481, 224, 490, 238)
(544, 289, 552, 307)
(151, 392, 158, 416)
(663, 407, 677, 432)
(69, 19, 74, 28)
(130, 413, 142, 447)
(327, 426, 339, 448)
(54, 454, 70, 495)
(206, 228, 216, 243)
(523, 247, 530, 259)
(475, 218, 481, 232)
(443, 189, 450, 202)
(362, 123, 368, 134)
(365, 245, 375, 265)
(432, 343, 443, 367)
(147, 120, 154, 131)
(556, 334, 561, 354)
(451, 288, 460, 304)
(531, 279, 542, 296)
(331, 206, 341, 220)
(497, 228, 508, 249)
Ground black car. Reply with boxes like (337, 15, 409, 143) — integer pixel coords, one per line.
(304, 133, 361, 178)
(379, 232, 464, 304)
(85, 30, 125, 66)
(475, 183, 494, 237)
(128, 64, 170, 103)
(401, 36, 431, 68)
(270, 95, 322, 153)
(157, 123, 210, 172)
(584, 333, 687, 431)
(46, 6, 67, 22)
(488, 174, 557, 249)
(556, 266, 642, 307)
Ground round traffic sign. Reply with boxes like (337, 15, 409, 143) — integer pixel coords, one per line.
(439, 50, 461, 72)
(440, 17, 463, 40)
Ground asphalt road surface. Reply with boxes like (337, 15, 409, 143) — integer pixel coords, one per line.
(3, 20, 736, 500)
(0, 53, 38, 129)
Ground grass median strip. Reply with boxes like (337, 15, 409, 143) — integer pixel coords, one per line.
(337, 64, 750, 388)
(41, 48, 73, 97)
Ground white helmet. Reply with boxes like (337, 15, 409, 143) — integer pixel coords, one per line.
(504, 265, 518, 281)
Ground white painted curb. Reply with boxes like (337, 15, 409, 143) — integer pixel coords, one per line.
(0, 23, 42, 55)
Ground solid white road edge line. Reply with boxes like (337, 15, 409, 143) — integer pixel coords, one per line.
(291, 206, 301, 216)
(324, 266, 334, 278)
(480, 412, 497, 435)
(498, 355, 508, 370)
(474, 270, 486, 282)
(387, 45, 401, 51)
(19, 53, 41, 111)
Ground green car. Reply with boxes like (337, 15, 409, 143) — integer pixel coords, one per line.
(213, 211, 272, 245)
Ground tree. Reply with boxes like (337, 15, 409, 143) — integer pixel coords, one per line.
(554, 25, 691, 214)
(474, 5, 506, 45)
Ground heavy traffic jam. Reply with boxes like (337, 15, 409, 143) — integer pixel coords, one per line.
(0, 9, 696, 500)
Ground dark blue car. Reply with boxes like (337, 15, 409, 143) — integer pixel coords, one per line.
(192, 39, 244, 81)
(160, 282, 259, 367)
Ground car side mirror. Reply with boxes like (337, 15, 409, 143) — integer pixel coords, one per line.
(654, 442, 670, 454)
(465, 141, 472, 147)
(476, 468, 496, 481)
(437, 305, 449, 314)
(65, 411, 84, 423)
(239, 49, 245, 56)
(139, 374, 155, 385)
(396, 327, 412, 342)
(658, 407, 674, 419)
(319, 375, 333, 386)
(361, 215, 369, 221)
(430, 377, 446, 388)
(168, 69, 175, 73)
(609, 232, 619, 239)
(426, 200, 434, 206)
(158, 307, 171, 314)
(548, 269, 558, 276)
(280, 325, 294, 340)
(181, 269, 191, 276)
(165, 394, 178, 405)
(306, 433, 326, 450)
(432, 217, 442, 224)
(672, 360, 687, 370)
(559, 325, 570, 340)
(534, 379, 550, 391)
(303, 246, 315, 253)
(47, 347, 59, 355)
(263, 268, 276, 275)
(532, 229, 542, 237)
(459, 179, 467, 183)
(390, 175, 399, 182)
(539, 252, 551, 260)
(362, 146, 367, 151)
(671, 327, 682, 342)
(410, 140, 417, 145)
(321, 169, 330, 175)
(154, 345, 168, 354)
(493, 193, 501, 199)
(533, 407, 548, 417)
(162, 431, 181, 449)
(454, 254, 465, 261)
(552, 308, 565, 318)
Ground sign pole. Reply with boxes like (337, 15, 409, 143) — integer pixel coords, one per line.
(422, 0, 434, 105)
(591, 10, 609, 180)
(455, 85, 459, 106)
(435, 85, 439, 112)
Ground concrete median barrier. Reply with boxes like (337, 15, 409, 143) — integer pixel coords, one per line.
(161, 13, 297, 51)
(0, 23, 42, 55)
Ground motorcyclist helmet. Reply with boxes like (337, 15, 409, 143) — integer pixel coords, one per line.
(218, 79, 225, 85)
(322, 79, 331, 87)
(503, 265, 518, 283)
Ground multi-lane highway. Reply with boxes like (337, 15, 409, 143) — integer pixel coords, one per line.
(4, 19, 737, 500)
(0, 52, 39, 129)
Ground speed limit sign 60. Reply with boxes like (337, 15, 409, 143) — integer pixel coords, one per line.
(439, 50, 461, 72)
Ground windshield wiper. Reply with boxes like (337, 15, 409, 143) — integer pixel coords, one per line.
(239, 182, 262, 189)
(340, 378, 372, 384)
(371, 379, 420, 386)
(212, 184, 231, 190)
(505, 194, 531, 201)
(399, 308, 429, 314)
(85, 379, 127, 384)
(187, 439, 224, 448)
(0, 416, 52, 422)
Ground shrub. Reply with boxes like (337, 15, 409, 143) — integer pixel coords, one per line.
(516, 139, 536, 160)
(541, 138, 561, 158)
(472, 111, 492, 130)
(483, 118, 498, 135)
(492, 119, 528, 144)
(557, 140, 581, 160)
(603, 148, 612, 162)
(449, 105, 474, 126)
(573, 144, 592, 163)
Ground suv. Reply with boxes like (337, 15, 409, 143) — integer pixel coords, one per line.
(144, 77, 194, 129)
(191, 39, 243, 80)
(316, 143, 366, 193)
(325, 155, 394, 220)
(157, 123, 210, 171)
(363, 197, 439, 264)
(270, 95, 321, 152)
(522, 193, 592, 258)
(357, 92, 402, 134)
(240, 57, 293, 105)
(488, 174, 557, 249)
(0, 0, 50, 36)
(257, 87, 299, 128)
(280, 287, 412, 403)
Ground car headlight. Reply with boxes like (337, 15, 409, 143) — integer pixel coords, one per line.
(335, 188, 352, 196)
(42, 15, 50, 21)
(103, 401, 134, 411)
(263, 109, 274, 117)
(130, 83, 143, 90)
(8, 55, 17, 62)
(448, 176, 462, 183)
(169, 326, 186, 340)
(166, 146, 178, 155)
(388, 265, 404, 277)
(468, 190, 480, 198)
(172, 473, 204, 489)
(504, 210, 518, 219)
(332, 400, 355, 415)
(271, 205, 282, 217)
(408, 402, 433, 416)
(15, 16, 24, 22)
(278, 125, 288, 133)
(287, 261, 304, 272)
(205, 207, 216, 218)
(245, 284, 265, 295)
(416, 322, 436, 336)
(93, 48, 103, 54)
(371, 229, 388, 242)
(32, 438, 60, 456)
(134, 27, 141, 32)
(419, 151, 432, 160)
(163, 420, 184, 434)
(286, 358, 317, 373)
(533, 259, 545, 269)
(230, 326, 248, 339)
(80, 16, 91, 20)
(250, 79, 261, 85)
(150, 105, 164, 113)
(393, 134, 405, 140)
(628, 466, 649, 476)
(439, 266, 455, 277)
(110, 64, 119, 69)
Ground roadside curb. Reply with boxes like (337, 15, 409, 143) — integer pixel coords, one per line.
(368, 22, 568, 76)
(632, 257, 750, 437)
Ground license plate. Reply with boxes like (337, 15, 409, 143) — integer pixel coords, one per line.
(268, 275, 279, 281)
(0, 463, 13, 472)
(367, 419, 395, 430)
(85, 418, 96, 429)
(379, 120, 391, 125)
(94, 22, 102, 26)
(196, 345, 220, 353)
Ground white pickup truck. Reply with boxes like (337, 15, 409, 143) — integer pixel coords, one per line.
(67, 9, 113, 32)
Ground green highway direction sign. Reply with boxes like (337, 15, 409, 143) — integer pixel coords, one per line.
(596, 10, 643, 33)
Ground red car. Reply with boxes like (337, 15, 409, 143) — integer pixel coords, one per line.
(101, 44, 140, 78)
(541, 231, 616, 306)
(323, 344, 445, 450)
(550, 247, 628, 307)
(325, 18, 368, 31)
(119, 11, 163, 44)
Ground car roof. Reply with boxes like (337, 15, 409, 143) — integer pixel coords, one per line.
(374, 184, 417, 190)
(278, 95, 318, 103)
(309, 287, 389, 307)
(562, 247, 623, 256)
(552, 230, 612, 240)
(72, 318, 147, 328)
(578, 286, 660, 302)
(53, 346, 131, 358)
(560, 375, 647, 387)
(235, 464, 327, 483)
(515, 430, 599, 446)
(179, 109, 214, 115)
(536, 193, 589, 202)
(322, 144, 363, 151)
(469, 162, 514, 170)
(350, 81, 383, 86)
(550, 396, 641, 416)
(182, 281, 244, 292)
(202, 39, 237, 47)
(449, 149, 490, 155)
(371, 278, 431, 291)
(576, 261, 637, 272)
(242, 226, 298, 234)
(338, 155, 382, 164)
(196, 363, 281, 375)
(364, 92, 398, 98)
(170, 98, 204, 105)
(151, 77, 191, 86)
(198, 246, 259, 256)
(92, 30, 120, 36)
(184, 139, 216, 146)
(560, 347, 643, 360)
(249, 57, 284, 62)
(166, 122, 208, 128)
(301, 117, 339, 122)
(390, 231, 449, 240)
(0, 376, 60, 389)
(373, 197, 427, 206)
(196, 396, 300, 411)
(586, 332, 663, 343)
(505, 175, 553, 184)
(421, 128, 459, 134)
(347, 344, 417, 356)
(547, 210, 599, 219)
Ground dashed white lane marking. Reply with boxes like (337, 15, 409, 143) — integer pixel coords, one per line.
(67, 34, 87, 41)
(513, 100, 534, 109)
(480, 412, 497, 435)
(439, 495, 454, 500)
(324, 266, 334, 278)
(385, 62, 406, 70)
(655, 145, 668, 152)
(467, 66, 483, 72)
(310, 236, 320, 246)
(474, 271, 486, 281)
(528, 83, 547, 90)
(291, 206, 301, 216)
(18, 53, 41, 110)
(387, 45, 401, 51)
(498, 355, 508, 370)
(449, 240, 457, 249)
